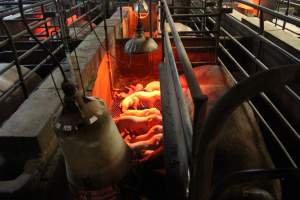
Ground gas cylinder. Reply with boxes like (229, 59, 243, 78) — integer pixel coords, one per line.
(53, 81, 132, 195)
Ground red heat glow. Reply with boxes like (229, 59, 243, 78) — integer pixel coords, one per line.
(237, 0, 259, 15)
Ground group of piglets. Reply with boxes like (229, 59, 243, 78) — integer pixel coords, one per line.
(113, 81, 163, 162)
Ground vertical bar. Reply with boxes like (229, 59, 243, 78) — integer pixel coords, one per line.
(160, 0, 165, 58)
(41, 4, 49, 37)
(171, 0, 175, 14)
(149, 0, 153, 38)
(275, 0, 280, 26)
(283, 0, 290, 30)
(259, 11, 264, 34)
(214, 0, 222, 63)
(1, 21, 28, 98)
(119, 5, 123, 38)
(257, 0, 261, 17)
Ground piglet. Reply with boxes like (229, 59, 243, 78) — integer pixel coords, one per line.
(130, 125, 163, 143)
(120, 91, 161, 112)
(145, 81, 160, 92)
(114, 114, 162, 135)
(120, 108, 161, 117)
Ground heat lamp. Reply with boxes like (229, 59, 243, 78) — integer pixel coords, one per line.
(133, 0, 149, 18)
(124, 0, 158, 54)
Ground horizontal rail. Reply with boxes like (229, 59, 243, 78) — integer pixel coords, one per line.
(219, 43, 299, 141)
(0, 0, 102, 110)
(0, 0, 52, 19)
(0, 44, 64, 102)
(172, 13, 221, 18)
(221, 15, 300, 101)
(235, 0, 300, 27)
(218, 51, 298, 168)
(0, 17, 53, 48)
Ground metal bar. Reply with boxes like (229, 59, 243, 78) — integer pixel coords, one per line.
(164, 29, 193, 165)
(168, 6, 206, 9)
(1, 21, 28, 98)
(0, 17, 53, 48)
(281, 0, 300, 8)
(235, 0, 300, 27)
(0, 43, 64, 102)
(176, 61, 216, 66)
(0, 0, 52, 18)
(67, 5, 101, 27)
(214, 0, 222, 63)
(173, 46, 216, 52)
(161, 0, 205, 100)
(0, 49, 45, 54)
(172, 13, 220, 18)
(2, 18, 45, 22)
(219, 43, 300, 146)
(41, 4, 50, 38)
(191, 65, 300, 200)
(218, 57, 298, 168)
(0, 29, 60, 76)
(119, 5, 123, 38)
(259, 11, 264, 34)
(283, 0, 290, 29)
(176, 30, 217, 34)
(159, 61, 189, 200)
(220, 22, 300, 101)
(150, 0, 153, 38)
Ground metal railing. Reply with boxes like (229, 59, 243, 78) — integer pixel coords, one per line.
(159, 0, 300, 199)
(0, 0, 105, 123)
(274, 0, 300, 32)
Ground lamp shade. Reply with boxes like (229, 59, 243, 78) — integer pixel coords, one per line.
(133, 0, 149, 18)
(124, 35, 158, 54)
(124, 16, 158, 54)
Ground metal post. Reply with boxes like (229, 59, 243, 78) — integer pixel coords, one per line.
(1, 21, 28, 98)
(41, 4, 50, 37)
(120, 5, 123, 38)
(259, 11, 264, 34)
(149, 0, 153, 38)
(283, 0, 290, 30)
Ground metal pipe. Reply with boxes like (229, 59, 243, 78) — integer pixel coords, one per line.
(149, 0, 153, 38)
(172, 13, 220, 18)
(0, 27, 58, 76)
(168, 6, 206, 9)
(220, 23, 300, 101)
(164, 27, 193, 164)
(0, 17, 53, 48)
(235, 0, 300, 27)
(0, 43, 64, 102)
(0, 0, 52, 18)
(219, 43, 300, 143)
(161, 0, 205, 100)
(283, 0, 290, 29)
(1, 21, 28, 99)
(0, 2, 101, 76)
(120, 5, 123, 38)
